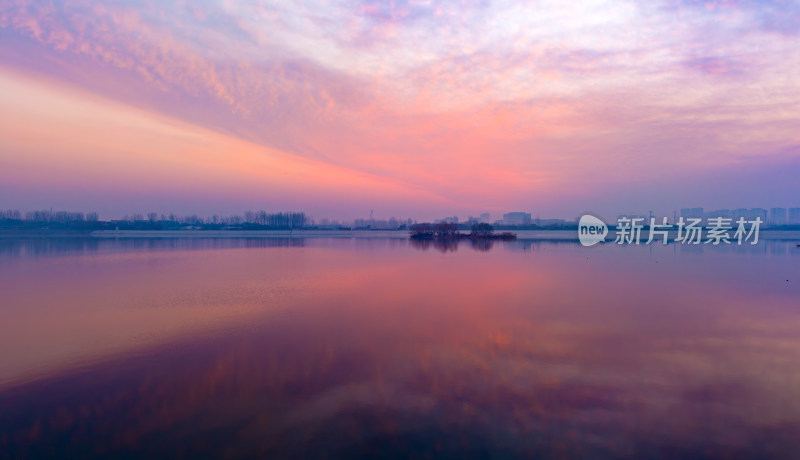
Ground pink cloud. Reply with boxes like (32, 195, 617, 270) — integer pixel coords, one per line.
(1, 0, 799, 218)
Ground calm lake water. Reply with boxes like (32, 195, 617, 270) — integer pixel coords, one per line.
(1, 236, 800, 459)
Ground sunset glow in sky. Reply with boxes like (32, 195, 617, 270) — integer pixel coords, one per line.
(1, 0, 799, 220)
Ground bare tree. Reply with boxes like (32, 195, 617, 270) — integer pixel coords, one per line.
(410, 223, 434, 238)
(470, 223, 493, 236)
(433, 222, 458, 237)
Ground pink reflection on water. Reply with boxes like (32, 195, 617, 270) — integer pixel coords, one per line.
(1, 238, 799, 457)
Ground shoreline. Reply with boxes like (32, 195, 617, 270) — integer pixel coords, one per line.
(1, 228, 799, 242)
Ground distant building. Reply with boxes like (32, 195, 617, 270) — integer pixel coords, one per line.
(789, 208, 800, 224)
(678, 207, 770, 223)
(467, 213, 491, 225)
(502, 212, 532, 226)
(750, 208, 768, 222)
(616, 214, 647, 223)
(438, 216, 459, 224)
(770, 208, 787, 225)
(731, 208, 748, 221)
(706, 209, 732, 219)
(533, 218, 567, 226)
(725, 208, 767, 222)
(680, 208, 704, 219)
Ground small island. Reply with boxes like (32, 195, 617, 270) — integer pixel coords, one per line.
(409, 222, 516, 240)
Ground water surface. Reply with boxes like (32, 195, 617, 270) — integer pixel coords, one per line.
(1, 237, 799, 458)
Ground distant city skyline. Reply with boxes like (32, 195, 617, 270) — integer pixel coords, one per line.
(4, 205, 800, 228)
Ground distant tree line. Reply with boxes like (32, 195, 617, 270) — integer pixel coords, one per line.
(353, 217, 414, 230)
(1, 209, 99, 223)
(0, 208, 428, 231)
(0, 209, 311, 231)
(242, 211, 306, 228)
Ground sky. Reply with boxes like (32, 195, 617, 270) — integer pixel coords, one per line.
(1, 0, 799, 221)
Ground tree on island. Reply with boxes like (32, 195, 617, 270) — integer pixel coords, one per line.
(433, 222, 458, 237)
(410, 222, 459, 238)
(470, 222, 494, 237)
(410, 223, 434, 238)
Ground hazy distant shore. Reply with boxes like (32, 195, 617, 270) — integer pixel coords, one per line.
(2, 228, 798, 242)
(0, 229, 96, 238)
(89, 229, 410, 238)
